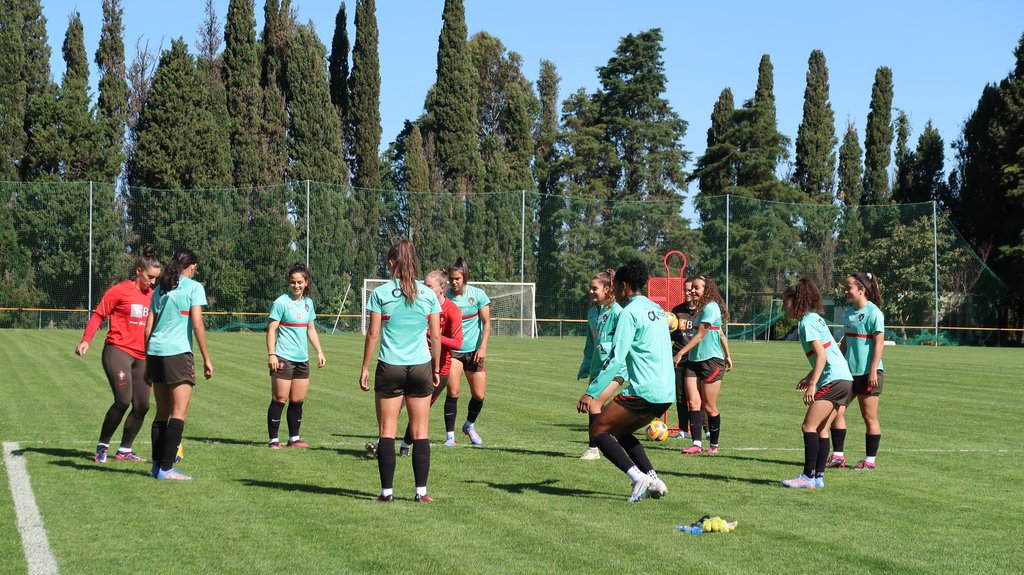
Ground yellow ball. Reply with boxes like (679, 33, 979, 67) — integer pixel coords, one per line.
(646, 419, 669, 441)
(665, 312, 679, 332)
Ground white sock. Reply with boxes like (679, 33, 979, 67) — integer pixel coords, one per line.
(415, 486, 427, 497)
(97, 443, 109, 448)
(289, 436, 301, 443)
(269, 438, 280, 444)
(865, 456, 876, 464)
(647, 470, 659, 479)
(381, 488, 393, 497)
(447, 431, 455, 439)
(626, 466, 646, 483)
(833, 451, 844, 458)
(117, 447, 132, 453)
(692, 440, 702, 448)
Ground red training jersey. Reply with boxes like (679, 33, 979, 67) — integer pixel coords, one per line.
(429, 297, 463, 375)
(80, 280, 152, 359)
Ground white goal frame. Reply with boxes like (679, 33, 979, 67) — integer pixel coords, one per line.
(361, 280, 537, 338)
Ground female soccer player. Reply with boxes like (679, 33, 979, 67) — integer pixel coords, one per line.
(780, 278, 853, 490)
(672, 275, 732, 454)
(76, 246, 162, 463)
(360, 240, 441, 502)
(399, 269, 462, 456)
(669, 278, 697, 440)
(576, 269, 625, 461)
(444, 257, 491, 446)
(266, 263, 326, 449)
(577, 260, 674, 503)
(145, 248, 214, 481)
(825, 272, 885, 470)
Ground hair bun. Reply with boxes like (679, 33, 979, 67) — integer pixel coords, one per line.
(142, 244, 156, 258)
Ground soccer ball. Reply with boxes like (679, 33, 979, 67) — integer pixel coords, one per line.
(665, 312, 679, 332)
(646, 419, 669, 441)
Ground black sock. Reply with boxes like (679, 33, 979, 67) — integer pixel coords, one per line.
(267, 400, 285, 442)
(815, 437, 830, 478)
(99, 402, 129, 445)
(377, 437, 396, 490)
(831, 427, 847, 452)
(467, 397, 484, 424)
(151, 420, 167, 465)
(402, 424, 413, 446)
(688, 410, 703, 442)
(708, 414, 721, 445)
(443, 397, 458, 433)
(676, 402, 688, 435)
(865, 434, 881, 457)
(587, 413, 600, 448)
(593, 433, 635, 474)
(802, 431, 818, 477)
(286, 401, 303, 439)
(412, 439, 430, 488)
(161, 418, 185, 471)
(618, 433, 653, 474)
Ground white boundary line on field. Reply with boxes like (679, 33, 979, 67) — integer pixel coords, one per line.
(2, 442, 59, 575)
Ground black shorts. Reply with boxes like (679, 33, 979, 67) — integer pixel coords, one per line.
(613, 395, 673, 419)
(270, 358, 310, 380)
(452, 351, 485, 373)
(432, 374, 450, 398)
(674, 363, 688, 402)
(374, 361, 434, 398)
(688, 358, 726, 384)
(146, 353, 195, 386)
(852, 371, 884, 396)
(814, 379, 854, 407)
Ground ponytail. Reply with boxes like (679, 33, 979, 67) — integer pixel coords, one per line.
(288, 262, 314, 297)
(448, 256, 470, 283)
(850, 272, 883, 307)
(591, 268, 615, 290)
(387, 240, 420, 304)
(160, 248, 197, 293)
(135, 244, 161, 276)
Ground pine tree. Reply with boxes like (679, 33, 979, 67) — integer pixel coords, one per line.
(891, 109, 913, 203)
(349, 0, 382, 279)
(793, 49, 837, 201)
(534, 60, 563, 316)
(0, 1, 28, 180)
(863, 66, 894, 204)
(426, 0, 483, 198)
(94, 0, 128, 182)
(909, 120, 945, 204)
(328, 1, 350, 149)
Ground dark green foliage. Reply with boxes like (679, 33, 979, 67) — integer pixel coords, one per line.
(59, 12, 106, 182)
(224, 0, 264, 187)
(837, 122, 864, 206)
(793, 49, 836, 201)
(94, 0, 128, 182)
(863, 66, 894, 204)
(349, 0, 383, 279)
(0, 184, 43, 325)
(0, 0, 27, 180)
(328, 2, 349, 145)
(690, 88, 737, 197)
(534, 60, 563, 316)
(892, 109, 913, 203)
(906, 121, 946, 204)
(259, 0, 289, 185)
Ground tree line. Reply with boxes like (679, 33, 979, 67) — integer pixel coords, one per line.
(0, 0, 1021, 338)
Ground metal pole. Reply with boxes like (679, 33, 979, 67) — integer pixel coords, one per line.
(305, 180, 311, 266)
(725, 195, 730, 315)
(932, 200, 939, 341)
(88, 181, 94, 312)
(520, 190, 526, 283)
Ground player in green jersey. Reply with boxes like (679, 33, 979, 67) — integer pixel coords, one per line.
(444, 257, 491, 445)
(577, 269, 625, 460)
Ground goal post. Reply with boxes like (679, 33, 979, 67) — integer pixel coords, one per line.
(361, 280, 537, 338)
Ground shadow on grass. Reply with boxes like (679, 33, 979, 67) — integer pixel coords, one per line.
(466, 478, 618, 500)
(715, 454, 797, 467)
(188, 436, 262, 447)
(657, 468, 779, 486)
(312, 446, 375, 460)
(18, 446, 91, 459)
(480, 445, 577, 459)
(48, 459, 146, 476)
(240, 478, 371, 500)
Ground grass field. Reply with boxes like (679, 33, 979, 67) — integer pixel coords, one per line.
(1, 330, 1022, 574)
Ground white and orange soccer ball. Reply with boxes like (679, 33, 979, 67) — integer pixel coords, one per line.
(646, 419, 669, 442)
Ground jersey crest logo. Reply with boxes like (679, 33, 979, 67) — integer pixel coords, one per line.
(305, 303, 310, 312)
(602, 313, 608, 322)
(858, 313, 865, 321)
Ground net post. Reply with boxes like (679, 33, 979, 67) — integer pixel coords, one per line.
(933, 200, 939, 341)
(88, 181, 94, 312)
(725, 195, 730, 314)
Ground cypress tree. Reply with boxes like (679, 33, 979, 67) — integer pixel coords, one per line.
(402, 121, 442, 261)
(0, 1, 27, 180)
(863, 66, 894, 204)
(891, 109, 913, 203)
(737, 54, 793, 201)
(60, 11, 105, 181)
(259, 0, 289, 184)
(328, 1, 350, 147)
(224, 0, 263, 187)
(691, 88, 737, 199)
(534, 60, 563, 316)
(94, 0, 128, 182)
(837, 122, 864, 206)
(18, 0, 51, 181)
(908, 120, 945, 204)
(793, 49, 837, 201)
(426, 0, 483, 198)
(349, 0, 382, 278)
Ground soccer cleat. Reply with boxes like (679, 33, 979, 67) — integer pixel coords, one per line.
(377, 494, 394, 503)
(114, 451, 146, 462)
(268, 441, 282, 450)
(681, 444, 703, 455)
(580, 447, 601, 460)
(853, 460, 877, 470)
(148, 463, 159, 478)
(814, 476, 825, 489)
(706, 445, 720, 454)
(286, 440, 310, 448)
(627, 475, 653, 503)
(648, 477, 668, 499)
(443, 436, 456, 447)
(156, 467, 192, 481)
(175, 443, 184, 463)
(364, 441, 378, 458)
(414, 494, 434, 503)
(399, 445, 411, 457)
(94, 446, 108, 463)
(781, 475, 817, 489)
(825, 455, 846, 468)
(462, 422, 483, 445)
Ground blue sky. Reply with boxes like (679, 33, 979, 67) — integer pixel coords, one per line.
(42, 0, 1024, 201)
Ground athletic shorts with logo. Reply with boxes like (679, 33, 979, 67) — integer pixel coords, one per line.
(852, 370, 884, 396)
(270, 358, 310, 380)
(813, 379, 854, 406)
(451, 350, 485, 373)
(613, 395, 673, 420)
(146, 352, 195, 385)
(685, 357, 726, 384)
(374, 361, 434, 398)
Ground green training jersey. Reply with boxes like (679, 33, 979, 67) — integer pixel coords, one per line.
(799, 312, 853, 389)
(269, 294, 316, 362)
(577, 302, 625, 380)
(690, 301, 724, 362)
(842, 301, 885, 376)
(369, 279, 441, 365)
(446, 284, 490, 352)
(147, 276, 207, 357)
(588, 295, 675, 404)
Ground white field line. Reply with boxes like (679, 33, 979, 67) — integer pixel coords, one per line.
(7, 438, 1014, 454)
(2, 442, 59, 575)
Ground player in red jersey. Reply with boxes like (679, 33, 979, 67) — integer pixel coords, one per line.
(76, 246, 162, 463)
